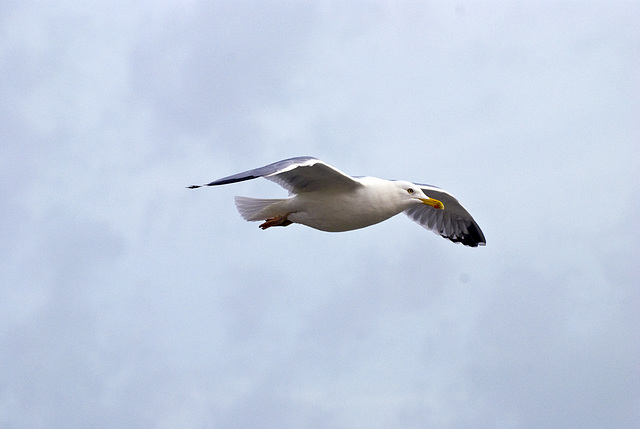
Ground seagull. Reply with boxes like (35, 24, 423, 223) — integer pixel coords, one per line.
(189, 156, 485, 247)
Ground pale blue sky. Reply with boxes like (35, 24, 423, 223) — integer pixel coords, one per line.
(1, 1, 638, 428)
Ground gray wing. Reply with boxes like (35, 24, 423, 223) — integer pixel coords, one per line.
(188, 156, 362, 193)
(404, 184, 486, 247)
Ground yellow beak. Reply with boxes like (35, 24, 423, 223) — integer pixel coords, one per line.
(420, 197, 445, 210)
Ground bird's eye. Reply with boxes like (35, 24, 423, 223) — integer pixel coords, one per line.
(407, 188, 414, 194)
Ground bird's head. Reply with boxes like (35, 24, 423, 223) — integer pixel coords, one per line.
(395, 181, 444, 210)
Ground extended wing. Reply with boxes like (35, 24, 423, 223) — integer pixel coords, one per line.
(404, 184, 486, 247)
(189, 156, 361, 194)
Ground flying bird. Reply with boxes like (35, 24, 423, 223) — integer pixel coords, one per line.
(189, 156, 485, 247)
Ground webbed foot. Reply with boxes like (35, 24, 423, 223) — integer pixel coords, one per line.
(259, 215, 292, 229)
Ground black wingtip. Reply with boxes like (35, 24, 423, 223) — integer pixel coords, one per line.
(187, 185, 202, 189)
(461, 222, 486, 247)
(442, 221, 486, 247)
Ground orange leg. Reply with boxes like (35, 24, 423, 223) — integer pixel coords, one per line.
(259, 214, 293, 230)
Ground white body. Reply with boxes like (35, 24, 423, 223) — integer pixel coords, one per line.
(236, 177, 419, 232)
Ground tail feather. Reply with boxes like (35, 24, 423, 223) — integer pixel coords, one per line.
(234, 196, 288, 222)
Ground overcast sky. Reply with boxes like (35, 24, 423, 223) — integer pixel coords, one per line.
(1, 1, 638, 428)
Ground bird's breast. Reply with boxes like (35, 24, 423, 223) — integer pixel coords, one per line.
(287, 189, 404, 232)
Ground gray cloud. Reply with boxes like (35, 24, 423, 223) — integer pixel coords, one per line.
(1, 1, 638, 428)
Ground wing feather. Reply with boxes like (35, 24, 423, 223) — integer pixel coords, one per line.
(404, 184, 486, 247)
(188, 156, 361, 194)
